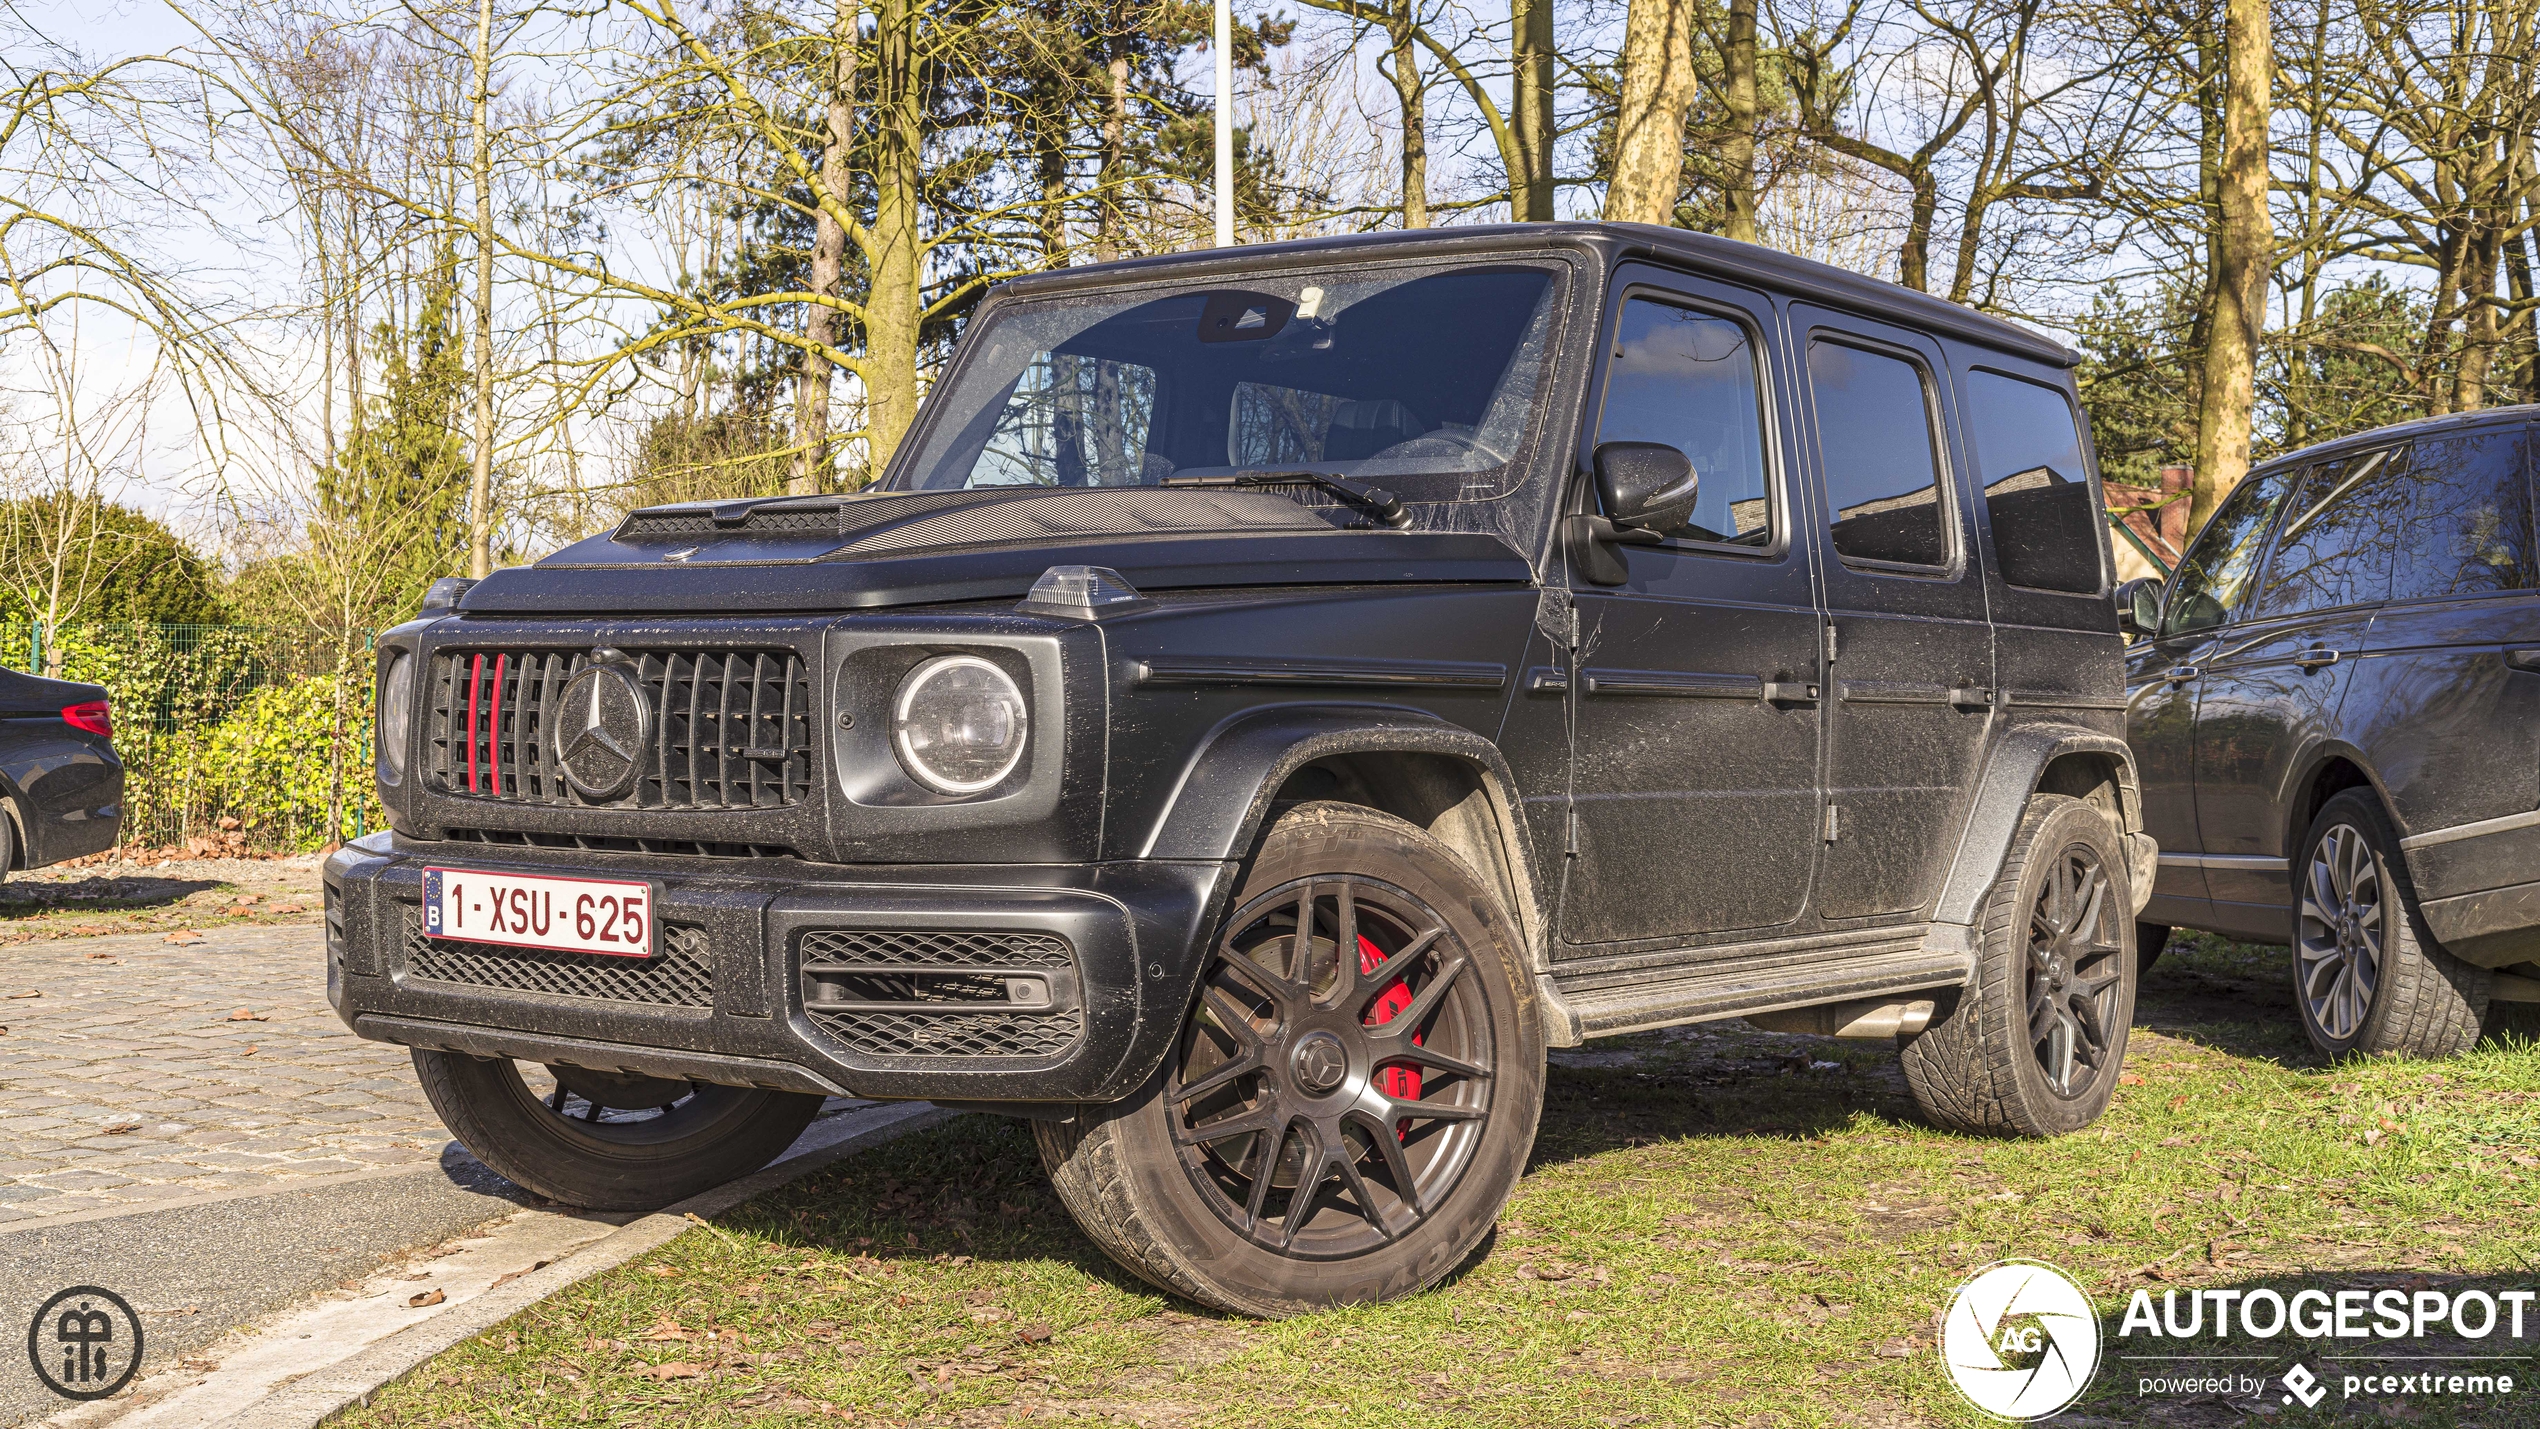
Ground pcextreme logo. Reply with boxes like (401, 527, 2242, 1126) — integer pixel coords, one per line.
(1940, 1260, 2102, 1421)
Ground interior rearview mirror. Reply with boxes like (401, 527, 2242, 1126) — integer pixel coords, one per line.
(2114, 576, 2163, 638)
(1594, 442, 1699, 531)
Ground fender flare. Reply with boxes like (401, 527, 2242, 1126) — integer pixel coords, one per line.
(1931, 724, 2153, 927)
(1136, 701, 1551, 963)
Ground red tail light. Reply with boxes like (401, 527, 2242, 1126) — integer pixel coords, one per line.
(62, 701, 112, 739)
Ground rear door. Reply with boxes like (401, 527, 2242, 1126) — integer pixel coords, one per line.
(1794, 307, 1994, 922)
(2189, 450, 2406, 936)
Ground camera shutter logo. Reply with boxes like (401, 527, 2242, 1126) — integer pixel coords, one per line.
(1940, 1260, 2101, 1420)
(555, 660, 652, 802)
(27, 1286, 143, 1401)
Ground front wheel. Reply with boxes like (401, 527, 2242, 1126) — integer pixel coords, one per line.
(412, 1051, 823, 1210)
(1037, 802, 1545, 1317)
(1901, 793, 2136, 1137)
(2292, 790, 2487, 1059)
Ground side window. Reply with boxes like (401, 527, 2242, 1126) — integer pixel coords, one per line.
(2248, 449, 2406, 618)
(1966, 370, 2100, 594)
(1809, 340, 1950, 569)
(1594, 295, 1774, 546)
(2163, 467, 2295, 636)
(2389, 428, 2535, 601)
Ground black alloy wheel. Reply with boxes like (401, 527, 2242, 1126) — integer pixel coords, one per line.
(1171, 874, 1495, 1258)
(2024, 845, 2125, 1099)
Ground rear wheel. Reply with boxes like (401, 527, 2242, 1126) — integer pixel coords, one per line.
(412, 1050, 823, 1210)
(2292, 790, 2487, 1059)
(1037, 802, 1543, 1317)
(1901, 794, 2136, 1137)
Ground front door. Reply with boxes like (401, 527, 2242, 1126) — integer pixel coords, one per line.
(2132, 463, 2300, 928)
(1556, 269, 1825, 948)
(2191, 451, 2404, 935)
(1795, 310, 1995, 922)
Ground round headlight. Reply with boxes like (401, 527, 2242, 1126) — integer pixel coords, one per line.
(892, 654, 1028, 795)
(378, 652, 414, 781)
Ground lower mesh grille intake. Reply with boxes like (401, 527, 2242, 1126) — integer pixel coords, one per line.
(799, 928, 1081, 1061)
(403, 911, 715, 1008)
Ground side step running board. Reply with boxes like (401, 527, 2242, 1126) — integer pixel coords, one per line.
(1536, 934, 1977, 1045)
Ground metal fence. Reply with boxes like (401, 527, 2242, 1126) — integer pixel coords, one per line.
(4, 623, 379, 853)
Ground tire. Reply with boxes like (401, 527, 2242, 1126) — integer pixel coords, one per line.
(2137, 922, 2171, 975)
(1900, 794, 2136, 1138)
(2291, 790, 2488, 1059)
(1035, 801, 1544, 1318)
(412, 1050, 823, 1211)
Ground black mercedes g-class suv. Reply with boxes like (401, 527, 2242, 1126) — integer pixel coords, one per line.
(329, 222, 2155, 1316)
(2122, 407, 2540, 1060)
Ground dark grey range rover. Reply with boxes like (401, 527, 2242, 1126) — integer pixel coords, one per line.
(329, 222, 2154, 1315)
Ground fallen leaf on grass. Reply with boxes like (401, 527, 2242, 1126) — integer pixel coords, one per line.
(101, 1122, 140, 1134)
(637, 1361, 708, 1382)
(645, 1264, 680, 1278)
(338, 1280, 366, 1291)
(178, 1357, 218, 1372)
(227, 1009, 267, 1022)
(164, 931, 205, 946)
(84, 953, 118, 962)
(406, 1289, 445, 1307)
(637, 1318, 697, 1343)
(1016, 1324, 1053, 1345)
(2119, 1072, 2144, 1086)
(2168, 1093, 2189, 1111)
(270, 902, 306, 914)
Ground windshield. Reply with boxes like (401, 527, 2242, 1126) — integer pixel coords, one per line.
(891, 263, 1561, 500)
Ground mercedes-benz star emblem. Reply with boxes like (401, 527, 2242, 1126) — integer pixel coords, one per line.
(555, 662, 652, 802)
(1290, 1032, 1348, 1095)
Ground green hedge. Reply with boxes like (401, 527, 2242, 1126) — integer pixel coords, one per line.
(5, 624, 379, 853)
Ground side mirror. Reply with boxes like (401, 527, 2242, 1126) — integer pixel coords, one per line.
(2114, 576, 2162, 638)
(1594, 442, 1699, 532)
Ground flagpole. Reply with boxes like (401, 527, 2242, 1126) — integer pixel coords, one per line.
(1213, 0, 1234, 247)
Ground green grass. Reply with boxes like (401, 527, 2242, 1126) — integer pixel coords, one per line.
(341, 934, 2540, 1427)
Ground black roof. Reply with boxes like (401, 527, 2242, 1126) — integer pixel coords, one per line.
(2255, 404, 2539, 475)
(995, 221, 2077, 369)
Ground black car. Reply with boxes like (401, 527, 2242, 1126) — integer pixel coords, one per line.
(0, 668, 121, 876)
(328, 222, 2155, 1315)
(2122, 407, 2540, 1059)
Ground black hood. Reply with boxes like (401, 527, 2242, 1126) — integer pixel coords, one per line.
(459, 487, 1533, 617)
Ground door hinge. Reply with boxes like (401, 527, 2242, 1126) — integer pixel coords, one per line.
(1824, 804, 1842, 842)
(1824, 624, 1839, 664)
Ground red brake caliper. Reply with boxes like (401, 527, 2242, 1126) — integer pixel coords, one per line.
(1359, 935, 1421, 1140)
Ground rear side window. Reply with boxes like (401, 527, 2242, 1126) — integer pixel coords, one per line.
(2163, 467, 2295, 635)
(2388, 428, 2535, 601)
(2249, 449, 2407, 618)
(1810, 341, 1950, 569)
(1966, 370, 2100, 593)
(1595, 296, 1775, 546)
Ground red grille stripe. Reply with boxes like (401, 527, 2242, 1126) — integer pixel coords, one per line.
(466, 653, 484, 792)
(487, 654, 507, 795)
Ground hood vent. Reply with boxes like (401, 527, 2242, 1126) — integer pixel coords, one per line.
(607, 486, 1343, 562)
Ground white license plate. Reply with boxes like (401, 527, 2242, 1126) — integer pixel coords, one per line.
(421, 867, 656, 958)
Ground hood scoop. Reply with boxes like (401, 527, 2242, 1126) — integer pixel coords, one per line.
(570, 486, 1346, 568)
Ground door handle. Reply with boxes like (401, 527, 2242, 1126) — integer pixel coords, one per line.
(1947, 685, 1994, 712)
(2293, 646, 2341, 671)
(1762, 681, 1820, 707)
(2164, 665, 2201, 685)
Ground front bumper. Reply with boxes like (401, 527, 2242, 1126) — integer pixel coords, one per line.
(324, 833, 1233, 1103)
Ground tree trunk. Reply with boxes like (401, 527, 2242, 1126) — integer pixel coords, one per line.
(793, 0, 856, 496)
(863, 0, 926, 476)
(1096, 5, 1128, 261)
(1899, 171, 1937, 292)
(1510, 0, 1556, 220)
(1604, 0, 1698, 226)
(1722, 0, 1758, 242)
(2510, 181, 2538, 405)
(1384, 8, 1428, 228)
(467, 0, 496, 579)
(2190, 0, 2271, 536)
(2456, 220, 2502, 412)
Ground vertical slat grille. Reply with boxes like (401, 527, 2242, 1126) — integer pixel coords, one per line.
(428, 646, 813, 810)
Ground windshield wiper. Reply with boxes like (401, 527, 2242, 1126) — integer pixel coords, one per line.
(1160, 470, 1412, 528)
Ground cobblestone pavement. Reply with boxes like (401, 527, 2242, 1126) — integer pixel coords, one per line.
(0, 919, 453, 1224)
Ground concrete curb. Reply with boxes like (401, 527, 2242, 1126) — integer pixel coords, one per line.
(208, 1102, 956, 1429)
